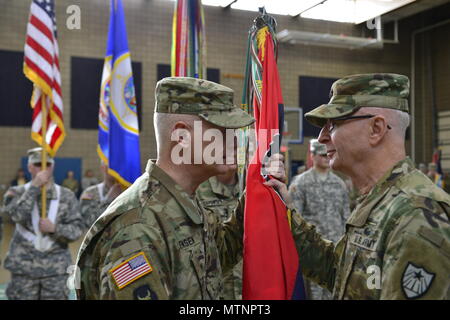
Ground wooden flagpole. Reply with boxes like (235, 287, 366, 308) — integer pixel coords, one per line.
(41, 94, 47, 219)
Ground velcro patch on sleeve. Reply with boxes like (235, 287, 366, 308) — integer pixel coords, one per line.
(109, 252, 153, 290)
(80, 193, 94, 200)
(4, 190, 16, 198)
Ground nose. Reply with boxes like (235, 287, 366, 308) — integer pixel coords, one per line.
(318, 125, 330, 144)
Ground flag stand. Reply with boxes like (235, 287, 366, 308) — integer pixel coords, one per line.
(41, 94, 47, 219)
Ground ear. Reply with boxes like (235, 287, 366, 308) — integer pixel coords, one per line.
(172, 121, 192, 148)
(368, 116, 388, 146)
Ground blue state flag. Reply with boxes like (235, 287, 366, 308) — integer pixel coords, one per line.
(98, 0, 141, 187)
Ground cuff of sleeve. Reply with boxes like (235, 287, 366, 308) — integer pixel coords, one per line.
(26, 185, 41, 196)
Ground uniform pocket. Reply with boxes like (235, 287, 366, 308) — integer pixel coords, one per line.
(338, 244, 382, 300)
(189, 245, 207, 299)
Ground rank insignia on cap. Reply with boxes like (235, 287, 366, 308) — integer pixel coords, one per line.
(402, 262, 435, 299)
(110, 252, 153, 289)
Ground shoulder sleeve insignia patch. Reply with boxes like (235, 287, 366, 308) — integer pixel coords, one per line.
(402, 262, 435, 299)
(133, 284, 158, 300)
(4, 190, 17, 198)
(109, 252, 153, 290)
(80, 193, 94, 200)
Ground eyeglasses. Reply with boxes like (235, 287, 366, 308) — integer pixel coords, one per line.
(323, 115, 392, 133)
(33, 162, 52, 168)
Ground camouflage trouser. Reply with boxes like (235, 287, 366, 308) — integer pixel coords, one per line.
(306, 280, 332, 300)
(220, 259, 242, 300)
(6, 274, 70, 300)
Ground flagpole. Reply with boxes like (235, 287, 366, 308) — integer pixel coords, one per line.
(41, 94, 47, 219)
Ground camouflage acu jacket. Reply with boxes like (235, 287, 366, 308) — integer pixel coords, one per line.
(80, 183, 113, 231)
(196, 176, 240, 221)
(289, 169, 350, 242)
(2, 183, 84, 277)
(196, 176, 242, 300)
(76, 161, 243, 300)
(292, 158, 450, 299)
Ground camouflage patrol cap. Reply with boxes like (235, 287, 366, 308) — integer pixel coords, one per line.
(305, 73, 410, 127)
(27, 147, 54, 165)
(310, 139, 327, 155)
(155, 77, 255, 129)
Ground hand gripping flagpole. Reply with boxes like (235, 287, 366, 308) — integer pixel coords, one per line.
(41, 94, 47, 219)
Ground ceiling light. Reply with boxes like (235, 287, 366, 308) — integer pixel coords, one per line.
(300, 0, 416, 24)
(230, 0, 325, 16)
(201, 0, 236, 7)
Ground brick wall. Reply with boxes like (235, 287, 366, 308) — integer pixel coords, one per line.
(0, 0, 445, 186)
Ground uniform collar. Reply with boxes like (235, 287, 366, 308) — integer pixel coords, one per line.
(146, 160, 202, 224)
(310, 168, 330, 181)
(346, 157, 414, 227)
(35, 182, 57, 200)
(209, 175, 239, 198)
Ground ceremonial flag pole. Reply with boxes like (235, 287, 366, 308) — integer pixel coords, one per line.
(41, 94, 47, 218)
(23, 0, 66, 218)
(241, 8, 306, 300)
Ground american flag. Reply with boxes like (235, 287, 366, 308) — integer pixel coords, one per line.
(110, 252, 153, 289)
(24, 0, 65, 157)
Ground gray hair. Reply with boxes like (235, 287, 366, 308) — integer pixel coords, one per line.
(361, 107, 410, 139)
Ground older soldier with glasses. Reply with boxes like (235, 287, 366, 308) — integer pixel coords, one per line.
(274, 73, 450, 299)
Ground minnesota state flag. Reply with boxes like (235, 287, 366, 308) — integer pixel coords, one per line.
(98, 0, 141, 187)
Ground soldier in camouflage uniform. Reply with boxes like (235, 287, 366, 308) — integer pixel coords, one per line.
(2, 147, 84, 300)
(76, 77, 255, 299)
(196, 168, 242, 300)
(80, 162, 123, 231)
(288, 139, 350, 300)
(280, 73, 450, 299)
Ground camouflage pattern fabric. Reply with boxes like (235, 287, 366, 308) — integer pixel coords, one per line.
(288, 169, 350, 300)
(6, 274, 69, 300)
(305, 73, 410, 128)
(62, 178, 79, 195)
(80, 183, 114, 231)
(310, 139, 327, 155)
(155, 77, 255, 129)
(196, 175, 242, 300)
(291, 158, 450, 299)
(27, 147, 54, 165)
(76, 160, 244, 300)
(2, 183, 84, 300)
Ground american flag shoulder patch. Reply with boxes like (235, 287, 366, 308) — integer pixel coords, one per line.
(109, 252, 153, 290)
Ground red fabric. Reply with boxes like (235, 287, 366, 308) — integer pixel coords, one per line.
(242, 31, 300, 300)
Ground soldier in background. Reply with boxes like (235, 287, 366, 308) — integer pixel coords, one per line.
(427, 162, 445, 189)
(296, 165, 306, 176)
(80, 162, 123, 231)
(81, 169, 99, 191)
(288, 139, 350, 300)
(196, 168, 242, 300)
(62, 170, 80, 195)
(418, 163, 428, 175)
(2, 147, 84, 300)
